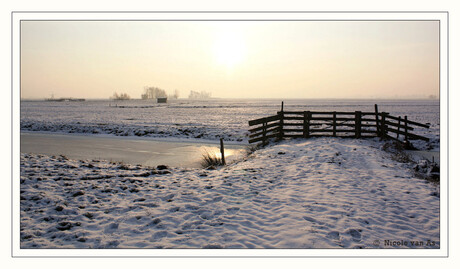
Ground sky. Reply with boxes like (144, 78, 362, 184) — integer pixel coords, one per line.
(20, 20, 439, 99)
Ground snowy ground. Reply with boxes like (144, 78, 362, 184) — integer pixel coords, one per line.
(20, 137, 440, 249)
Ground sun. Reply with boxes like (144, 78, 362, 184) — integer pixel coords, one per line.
(213, 32, 247, 69)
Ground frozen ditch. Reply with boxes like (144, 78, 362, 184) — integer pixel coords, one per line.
(20, 132, 247, 168)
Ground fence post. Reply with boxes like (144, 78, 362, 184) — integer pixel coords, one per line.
(279, 101, 284, 140)
(404, 116, 408, 143)
(262, 122, 267, 144)
(303, 111, 311, 138)
(374, 104, 380, 136)
(220, 138, 226, 165)
(333, 111, 337, 137)
(355, 111, 362, 138)
(381, 112, 387, 138)
(397, 116, 401, 139)
(277, 111, 284, 140)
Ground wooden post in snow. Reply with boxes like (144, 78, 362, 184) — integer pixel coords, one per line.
(381, 112, 388, 138)
(374, 104, 380, 136)
(404, 116, 408, 143)
(333, 111, 337, 137)
(262, 122, 267, 145)
(355, 111, 362, 138)
(303, 111, 311, 138)
(220, 138, 226, 165)
(278, 101, 284, 140)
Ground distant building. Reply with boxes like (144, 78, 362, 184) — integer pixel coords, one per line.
(157, 97, 167, 103)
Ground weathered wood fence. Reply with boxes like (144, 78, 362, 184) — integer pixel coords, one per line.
(248, 103, 429, 145)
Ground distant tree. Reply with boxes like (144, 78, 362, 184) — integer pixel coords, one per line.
(120, 93, 130, 100)
(111, 92, 130, 100)
(188, 90, 212, 99)
(142, 86, 167, 99)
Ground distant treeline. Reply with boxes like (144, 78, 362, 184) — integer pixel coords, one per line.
(111, 87, 212, 100)
(188, 90, 212, 99)
(141, 86, 211, 100)
(111, 92, 130, 100)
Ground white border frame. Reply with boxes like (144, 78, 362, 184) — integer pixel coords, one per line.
(12, 11, 449, 257)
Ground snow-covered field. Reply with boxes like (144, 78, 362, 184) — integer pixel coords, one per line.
(20, 137, 439, 249)
(20, 99, 440, 150)
(19, 99, 440, 249)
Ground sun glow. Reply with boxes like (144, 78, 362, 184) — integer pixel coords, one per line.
(213, 31, 247, 69)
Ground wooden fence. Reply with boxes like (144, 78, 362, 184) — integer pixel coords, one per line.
(248, 104, 429, 145)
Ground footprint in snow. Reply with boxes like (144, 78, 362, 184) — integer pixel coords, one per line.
(226, 207, 240, 214)
(152, 231, 169, 239)
(199, 212, 214, 220)
(211, 196, 223, 202)
(346, 229, 362, 240)
(303, 216, 318, 223)
(169, 206, 180, 212)
(309, 205, 329, 212)
(162, 194, 174, 202)
(326, 231, 340, 240)
(104, 223, 119, 233)
(185, 204, 200, 211)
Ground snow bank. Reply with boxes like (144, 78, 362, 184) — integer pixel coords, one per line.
(20, 137, 439, 249)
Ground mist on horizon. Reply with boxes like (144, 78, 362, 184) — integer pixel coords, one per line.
(21, 21, 439, 100)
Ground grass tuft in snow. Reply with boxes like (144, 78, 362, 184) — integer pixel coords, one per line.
(200, 150, 224, 168)
(381, 140, 413, 163)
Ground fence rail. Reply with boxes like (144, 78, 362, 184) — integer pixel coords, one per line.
(248, 104, 430, 145)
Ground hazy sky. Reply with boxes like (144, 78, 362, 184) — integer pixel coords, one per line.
(21, 21, 439, 99)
